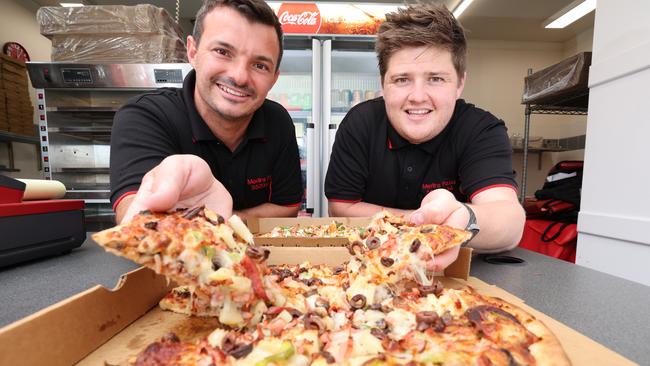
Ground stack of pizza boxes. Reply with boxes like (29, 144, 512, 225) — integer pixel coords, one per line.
(36, 4, 187, 63)
(0, 54, 35, 136)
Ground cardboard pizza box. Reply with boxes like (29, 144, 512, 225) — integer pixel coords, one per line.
(249, 216, 373, 247)
(0, 245, 635, 366)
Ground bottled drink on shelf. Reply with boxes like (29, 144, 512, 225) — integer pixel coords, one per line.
(351, 90, 362, 107)
(341, 89, 352, 109)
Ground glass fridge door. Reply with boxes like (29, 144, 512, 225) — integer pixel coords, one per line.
(268, 38, 320, 216)
(321, 39, 381, 216)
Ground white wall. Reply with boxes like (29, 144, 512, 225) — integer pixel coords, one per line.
(577, 0, 650, 285)
(463, 39, 590, 196)
(0, 0, 50, 179)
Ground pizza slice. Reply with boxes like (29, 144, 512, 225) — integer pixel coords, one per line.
(346, 210, 472, 290)
(92, 206, 271, 327)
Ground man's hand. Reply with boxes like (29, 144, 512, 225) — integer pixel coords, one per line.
(410, 189, 469, 271)
(118, 155, 233, 223)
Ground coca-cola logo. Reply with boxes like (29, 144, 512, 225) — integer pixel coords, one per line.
(279, 11, 319, 26)
(276, 3, 322, 34)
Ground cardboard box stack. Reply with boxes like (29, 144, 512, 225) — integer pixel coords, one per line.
(37, 4, 187, 63)
(0, 54, 35, 136)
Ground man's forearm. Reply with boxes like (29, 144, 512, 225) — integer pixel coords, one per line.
(235, 203, 300, 221)
(468, 200, 525, 253)
(329, 201, 412, 217)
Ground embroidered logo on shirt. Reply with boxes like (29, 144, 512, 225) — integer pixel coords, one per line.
(247, 176, 272, 191)
(422, 179, 457, 194)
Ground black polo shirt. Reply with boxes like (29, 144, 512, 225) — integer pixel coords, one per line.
(325, 98, 517, 209)
(110, 70, 303, 211)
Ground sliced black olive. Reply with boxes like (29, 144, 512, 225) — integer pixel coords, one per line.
(365, 236, 381, 250)
(466, 305, 520, 326)
(211, 256, 221, 271)
(433, 317, 446, 332)
(350, 294, 367, 310)
(409, 238, 421, 253)
(286, 307, 303, 318)
(144, 221, 158, 230)
(348, 240, 365, 256)
(419, 280, 444, 297)
(304, 314, 325, 333)
(181, 206, 204, 219)
(221, 334, 237, 353)
(306, 278, 323, 287)
(229, 343, 253, 359)
(380, 257, 394, 267)
(416, 310, 439, 324)
(370, 328, 388, 341)
(176, 288, 191, 298)
(315, 297, 330, 310)
(304, 288, 318, 297)
(320, 350, 336, 364)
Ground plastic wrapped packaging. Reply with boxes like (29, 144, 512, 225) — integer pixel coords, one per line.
(37, 5, 187, 63)
(522, 52, 592, 106)
(50, 35, 187, 63)
(37, 5, 183, 38)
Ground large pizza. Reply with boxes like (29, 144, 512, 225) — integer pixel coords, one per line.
(92, 208, 570, 365)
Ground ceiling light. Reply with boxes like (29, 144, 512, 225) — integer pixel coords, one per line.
(60, 2, 85, 7)
(452, 0, 475, 18)
(544, 0, 596, 29)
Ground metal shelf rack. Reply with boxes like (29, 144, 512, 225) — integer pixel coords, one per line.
(519, 69, 589, 202)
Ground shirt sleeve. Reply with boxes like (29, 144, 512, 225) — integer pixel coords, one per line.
(324, 107, 370, 202)
(109, 95, 178, 208)
(268, 113, 303, 206)
(457, 113, 518, 200)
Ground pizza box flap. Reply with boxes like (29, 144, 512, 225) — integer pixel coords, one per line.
(0, 266, 172, 366)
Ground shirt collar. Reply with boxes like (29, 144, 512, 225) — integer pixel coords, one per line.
(182, 70, 266, 143)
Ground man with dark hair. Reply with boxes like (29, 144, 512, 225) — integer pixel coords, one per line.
(110, 0, 302, 223)
(325, 3, 524, 269)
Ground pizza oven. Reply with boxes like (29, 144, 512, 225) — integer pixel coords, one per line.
(26, 63, 193, 231)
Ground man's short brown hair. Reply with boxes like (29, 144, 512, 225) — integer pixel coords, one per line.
(192, 0, 284, 70)
(376, 3, 467, 81)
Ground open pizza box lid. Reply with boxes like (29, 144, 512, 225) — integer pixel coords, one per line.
(0, 243, 635, 366)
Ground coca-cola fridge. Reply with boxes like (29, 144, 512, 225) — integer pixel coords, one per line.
(268, 2, 402, 216)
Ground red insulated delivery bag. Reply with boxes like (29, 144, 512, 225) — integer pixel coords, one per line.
(518, 219, 577, 263)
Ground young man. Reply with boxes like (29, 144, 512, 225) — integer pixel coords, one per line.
(325, 4, 525, 269)
(110, 0, 302, 223)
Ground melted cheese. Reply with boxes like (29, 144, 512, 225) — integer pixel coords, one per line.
(350, 329, 384, 357)
(386, 309, 416, 341)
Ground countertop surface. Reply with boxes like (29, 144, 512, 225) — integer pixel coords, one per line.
(1, 237, 648, 364)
